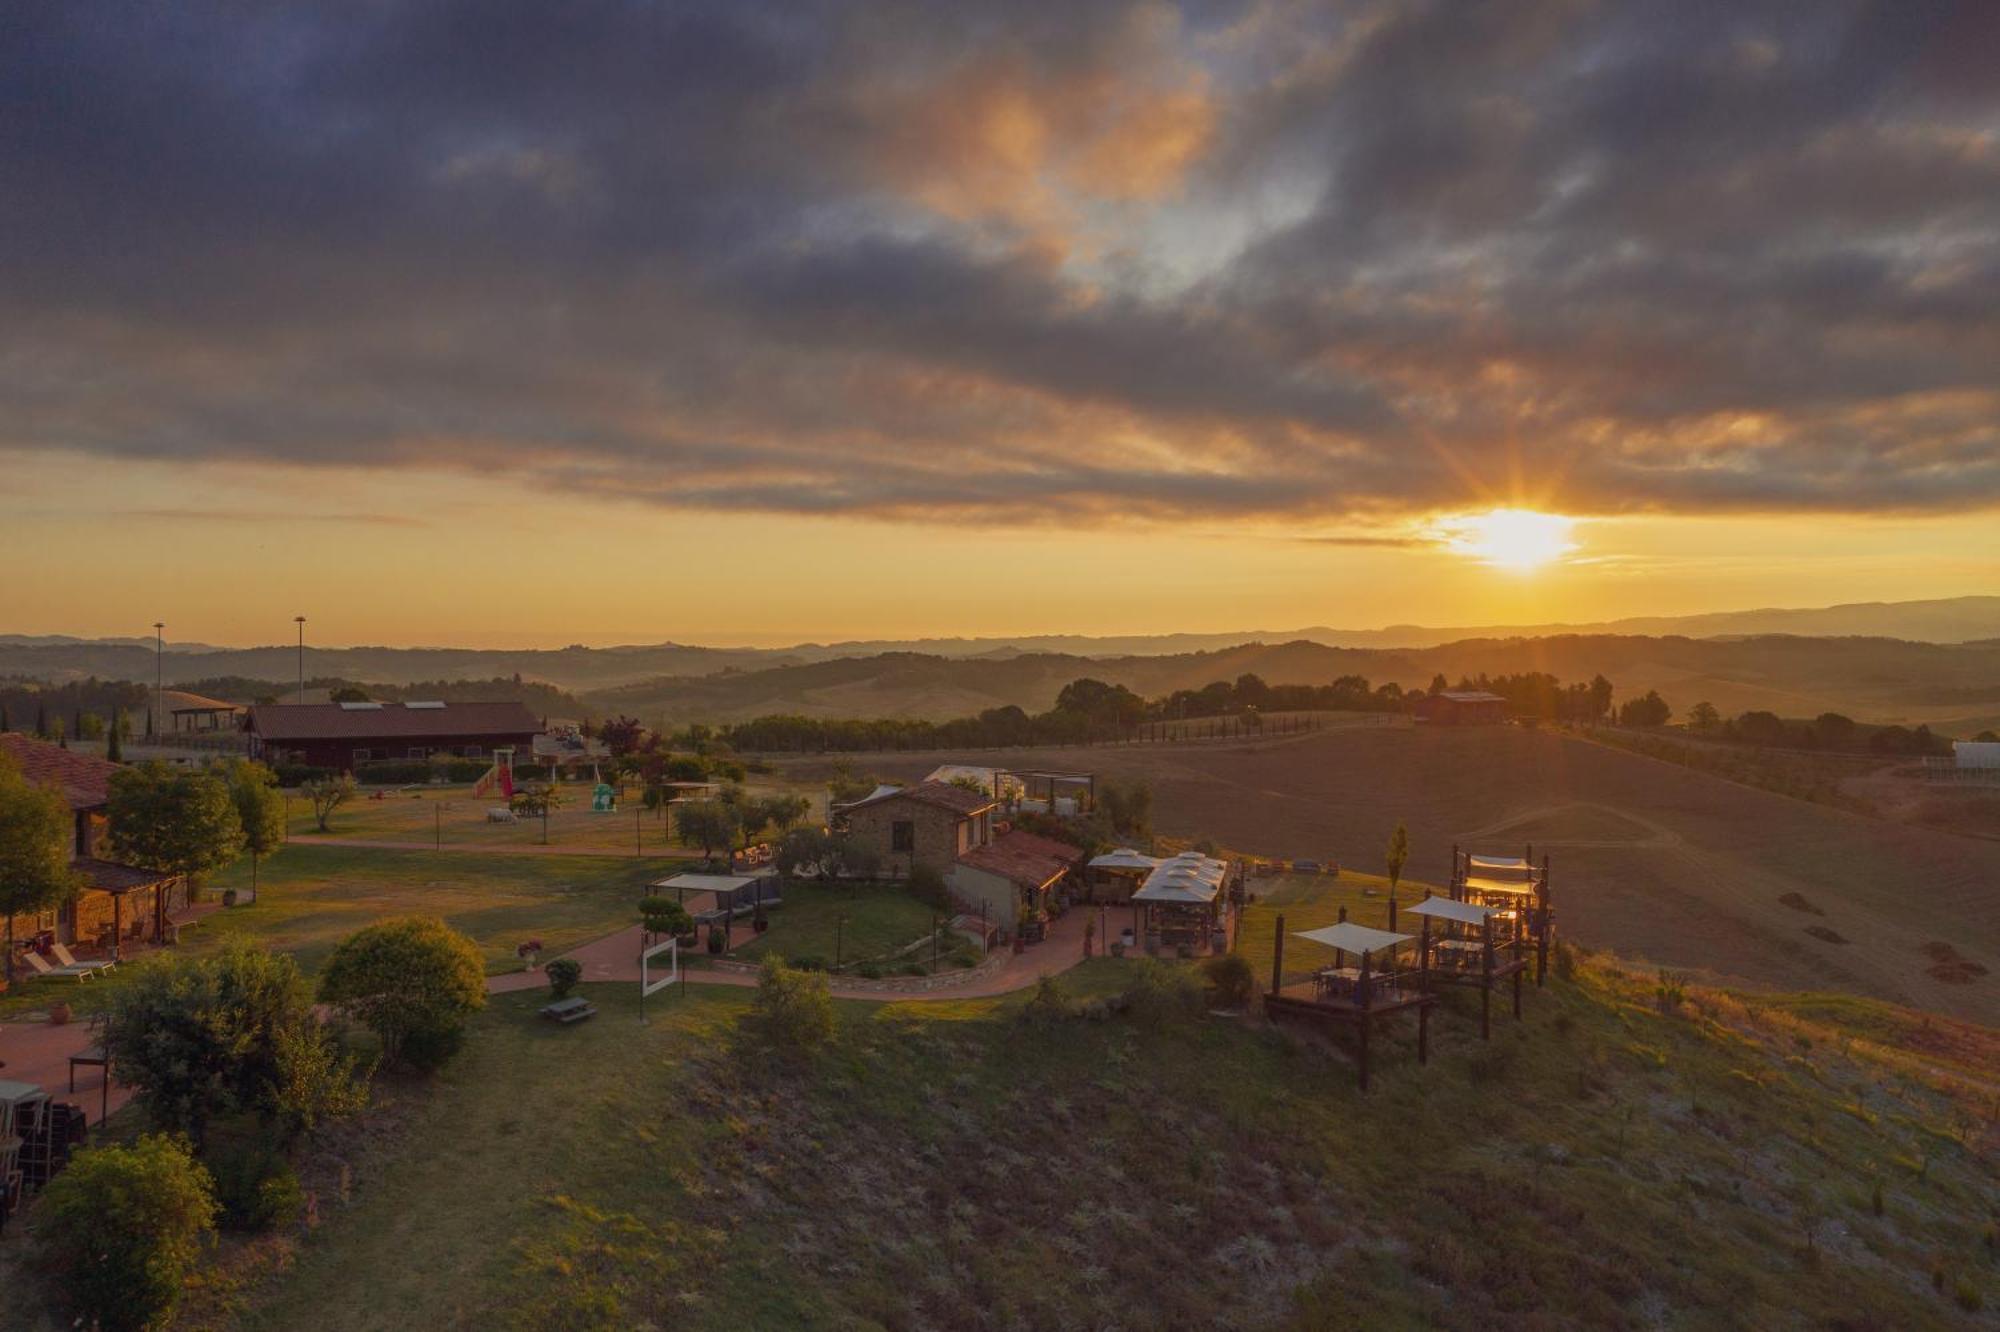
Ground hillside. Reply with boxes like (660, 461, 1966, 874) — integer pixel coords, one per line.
(29, 951, 1990, 1330)
(591, 634, 2000, 733)
(793, 724, 2000, 1028)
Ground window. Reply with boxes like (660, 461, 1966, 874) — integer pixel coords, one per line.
(891, 820, 915, 853)
(461, 745, 484, 759)
(351, 748, 374, 763)
(407, 747, 429, 760)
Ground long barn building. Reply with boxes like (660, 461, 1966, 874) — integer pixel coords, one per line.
(243, 700, 542, 771)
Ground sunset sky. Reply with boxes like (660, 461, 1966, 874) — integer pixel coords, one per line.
(5, 1, 1996, 648)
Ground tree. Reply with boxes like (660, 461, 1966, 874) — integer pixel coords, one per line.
(638, 896, 693, 940)
(0, 753, 80, 986)
(224, 759, 286, 893)
(318, 916, 486, 1070)
(302, 773, 356, 832)
(1428, 674, 1449, 696)
(1099, 778, 1153, 837)
(598, 715, 646, 756)
(107, 705, 125, 760)
(1688, 700, 1720, 731)
(1736, 710, 1788, 746)
(35, 1134, 218, 1332)
(1385, 821, 1409, 898)
(1617, 690, 1671, 728)
(106, 762, 245, 898)
(328, 685, 371, 703)
(763, 792, 811, 834)
(1814, 712, 1857, 749)
(1975, 730, 1999, 744)
(676, 799, 740, 860)
(107, 941, 351, 1146)
(776, 825, 838, 879)
(1587, 675, 1614, 723)
(750, 954, 834, 1053)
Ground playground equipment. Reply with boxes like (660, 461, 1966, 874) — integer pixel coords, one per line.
(472, 747, 516, 800)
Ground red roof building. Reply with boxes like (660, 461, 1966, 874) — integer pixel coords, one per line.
(1410, 690, 1508, 725)
(244, 700, 541, 770)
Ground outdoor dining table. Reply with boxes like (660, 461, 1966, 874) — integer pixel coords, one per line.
(1313, 966, 1363, 998)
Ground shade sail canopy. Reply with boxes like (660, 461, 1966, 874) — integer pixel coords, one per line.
(1468, 854, 1531, 871)
(1463, 875, 1535, 897)
(1090, 848, 1163, 872)
(1293, 922, 1412, 955)
(652, 873, 762, 893)
(1406, 896, 1500, 925)
(1132, 851, 1228, 903)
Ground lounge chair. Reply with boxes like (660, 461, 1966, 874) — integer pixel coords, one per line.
(21, 952, 96, 982)
(49, 944, 112, 974)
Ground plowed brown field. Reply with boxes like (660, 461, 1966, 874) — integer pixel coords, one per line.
(778, 724, 2000, 1025)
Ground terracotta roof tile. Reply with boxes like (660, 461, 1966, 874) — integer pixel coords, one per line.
(849, 780, 997, 816)
(956, 829, 1082, 889)
(0, 732, 121, 809)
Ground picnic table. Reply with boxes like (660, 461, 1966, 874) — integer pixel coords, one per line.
(539, 997, 598, 1024)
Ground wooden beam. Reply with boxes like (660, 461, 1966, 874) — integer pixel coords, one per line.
(1480, 914, 1494, 1041)
(1269, 912, 1285, 997)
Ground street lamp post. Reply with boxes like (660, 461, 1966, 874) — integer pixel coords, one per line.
(293, 616, 307, 704)
(152, 621, 164, 738)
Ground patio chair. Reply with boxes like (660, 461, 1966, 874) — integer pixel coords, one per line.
(21, 952, 96, 982)
(49, 944, 113, 975)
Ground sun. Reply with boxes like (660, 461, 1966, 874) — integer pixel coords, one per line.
(1441, 508, 1577, 572)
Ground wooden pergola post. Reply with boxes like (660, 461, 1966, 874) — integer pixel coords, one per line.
(1357, 949, 1374, 1092)
(1450, 843, 1460, 899)
(1269, 912, 1285, 997)
(111, 893, 122, 963)
(1535, 853, 1553, 986)
(1417, 926, 1432, 1065)
(1480, 914, 1494, 1041)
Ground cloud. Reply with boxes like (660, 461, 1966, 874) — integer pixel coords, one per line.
(0, 0, 1995, 525)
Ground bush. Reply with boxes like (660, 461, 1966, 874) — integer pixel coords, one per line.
(706, 923, 728, 954)
(1018, 974, 1073, 1028)
(791, 954, 829, 972)
(208, 1134, 303, 1232)
(856, 963, 883, 979)
(107, 941, 354, 1147)
(545, 957, 582, 998)
(272, 763, 332, 788)
(317, 916, 486, 1071)
(639, 896, 694, 938)
(750, 955, 834, 1052)
(1120, 960, 1205, 1026)
(1202, 954, 1256, 1008)
(907, 863, 952, 911)
(35, 1134, 218, 1332)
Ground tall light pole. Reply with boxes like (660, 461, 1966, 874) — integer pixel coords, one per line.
(152, 622, 164, 738)
(294, 616, 307, 704)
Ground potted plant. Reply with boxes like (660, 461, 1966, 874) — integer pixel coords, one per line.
(752, 905, 769, 935)
(545, 958, 582, 999)
(516, 938, 544, 970)
(48, 999, 72, 1026)
(706, 923, 728, 955)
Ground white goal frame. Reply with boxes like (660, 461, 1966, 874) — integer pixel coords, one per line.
(641, 936, 679, 997)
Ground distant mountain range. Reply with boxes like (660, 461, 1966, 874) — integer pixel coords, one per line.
(3, 596, 1997, 734)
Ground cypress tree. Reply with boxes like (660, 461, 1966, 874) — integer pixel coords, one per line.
(108, 706, 125, 762)
(1, 702, 10, 731)
(34, 701, 48, 739)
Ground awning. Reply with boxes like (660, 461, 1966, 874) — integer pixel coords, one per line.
(651, 873, 762, 894)
(1132, 851, 1228, 903)
(1089, 848, 1162, 872)
(1293, 922, 1412, 955)
(1463, 875, 1535, 897)
(1468, 854, 1531, 872)
(1405, 896, 1500, 925)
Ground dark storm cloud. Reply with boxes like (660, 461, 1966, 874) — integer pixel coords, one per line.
(1, 0, 1995, 522)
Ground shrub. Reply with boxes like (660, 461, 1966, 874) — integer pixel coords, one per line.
(1202, 953, 1256, 1008)
(791, 954, 829, 972)
(900, 962, 928, 977)
(545, 957, 583, 998)
(639, 896, 694, 938)
(706, 923, 728, 954)
(208, 1134, 304, 1232)
(907, 863, 952, 911)
(317, 916, 486, 1071)
(1553, 941, 1578, 983)
(1018, 975, 1073, 1028)
(1120, 960, 1205, 1026)
(35, 1134, 218, 1332)
(750, 955, 834, 1052)
(107, 941, 359, 1147)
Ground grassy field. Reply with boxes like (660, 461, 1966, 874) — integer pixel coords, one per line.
(803, 723, 2000, 1027)
(730, 884, 970, 974)
(23, 930, 1989, 1328)
(286, 775, 826, 855)
(0, 844, 664, 1018)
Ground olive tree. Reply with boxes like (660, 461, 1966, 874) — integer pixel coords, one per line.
(318, 915, 486, 1070)
(0, 753, 79, 986)
(224, 759, 286, 893)
(106, 761, 245, 905)
(301, 773, 357, 832)
(35, 1134, 218, 1332)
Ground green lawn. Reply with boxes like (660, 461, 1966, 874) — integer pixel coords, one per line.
(730, 882, 963, 972)
(1235, 868, 1439, 981)
(92, 945, 1991, 1332)
(285, 775, 825, 856)
(0, 844, 664, 1018)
